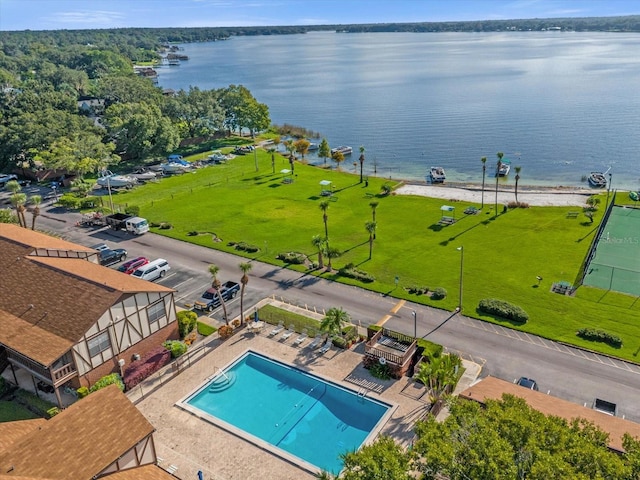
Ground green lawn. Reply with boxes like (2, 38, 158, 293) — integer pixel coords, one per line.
(0, 400, 39, 422)
(111, 147, 640, 362)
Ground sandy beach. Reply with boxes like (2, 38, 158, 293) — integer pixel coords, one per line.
(395, 183, 594, 207)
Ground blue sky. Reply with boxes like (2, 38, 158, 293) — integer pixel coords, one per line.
(1, 0, 638, 31)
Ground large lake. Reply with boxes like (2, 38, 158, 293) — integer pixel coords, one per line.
(157, 31, 640, 190)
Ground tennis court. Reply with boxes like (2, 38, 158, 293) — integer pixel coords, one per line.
(583, 206, 640, 296)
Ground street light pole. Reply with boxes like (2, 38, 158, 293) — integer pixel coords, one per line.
(457, 246, 464, 312)
(412, 310, 417, 339)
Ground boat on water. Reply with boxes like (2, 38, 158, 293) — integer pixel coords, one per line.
(96, 171, 137, 188)
(588, 172, 607, 188)
(429, 166, 446, 183)
(307, 142, 319, 151)
(331, 146, 352, 156)
(496, 159, 511, 177)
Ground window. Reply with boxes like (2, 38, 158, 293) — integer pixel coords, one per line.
(88, 331, 111, 357)
(147, 301, 166, 324)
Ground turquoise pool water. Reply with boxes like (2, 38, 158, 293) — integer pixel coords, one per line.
(182, 351, 392, 474)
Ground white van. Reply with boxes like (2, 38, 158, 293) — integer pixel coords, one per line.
(132, 258, 170, 281)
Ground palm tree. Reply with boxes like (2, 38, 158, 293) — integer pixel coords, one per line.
(30, 194, 42, 230)
(311, 235, 326, 269)
(208, 264, 229, 325)
(480, 156, 487, 208)
(369, 200, 379, 239)
(320, 307, 350, 340)
(325, 246, 341, 271)
(365, 221, 376, 259)
(319, 200, 330, 239)
(514, 166, 522, 204)
(495, 152, 504, 216)
(358, 145, 366, 183)
(5, 180, 24, 228)
(239, 262, 252, 325)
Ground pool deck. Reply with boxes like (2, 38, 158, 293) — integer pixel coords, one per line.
(130, 307, 481, 480)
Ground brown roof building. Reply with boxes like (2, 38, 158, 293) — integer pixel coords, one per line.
(0, 384, 173, 480)
(459, 376, 640, 452)
(0, 224, 178, 407)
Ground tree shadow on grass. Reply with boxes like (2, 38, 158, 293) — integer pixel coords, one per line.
(576, 224, 599, 243)
(268, 183, 283, 188)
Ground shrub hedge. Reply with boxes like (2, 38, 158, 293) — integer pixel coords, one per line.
(577, 328, 623, 348)
(430, 287, 447, 300)
(478, 298, 529, 323)
(177, 310, 197, 338)
(163, 340, 188, 358)
(89, 373, 125, 393)
(338, 263, 375, 283)
(277, 251, 307, 264)
(417, 339, 443, 359)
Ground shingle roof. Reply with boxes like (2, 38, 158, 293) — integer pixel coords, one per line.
(459, 376, 640, 452)
(0, 225, 173, 366)
(0, 418, 47, 453)
(0, 385, 155, 480)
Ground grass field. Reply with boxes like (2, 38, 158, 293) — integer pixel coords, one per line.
(110, 145, 640, 362)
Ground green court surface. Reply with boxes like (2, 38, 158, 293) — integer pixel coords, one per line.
(583, 206, 640, 296)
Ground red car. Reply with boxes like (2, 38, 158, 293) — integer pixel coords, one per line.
(117, 256, 149, 275)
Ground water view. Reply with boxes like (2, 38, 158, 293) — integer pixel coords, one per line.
(158, 32, 640, 190)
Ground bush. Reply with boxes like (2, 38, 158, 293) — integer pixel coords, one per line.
(369, 361, 392, 380)
(14, 389, 56, 417)
(159, 222, 172, 229)
(177, 310, 198, 338)
(197, 321, 217, 336)
(338, 263, 375, 283)
(417, 339, 443, 359)
(234, 242, 260, 253)
(124, 346, 172, 390)
(577, 328, 622, 348)
(218, 324, 234, 339)
(78, 196, 100, 209)
(89, 373, 124, 393)
(478, 298, 529, 323)
(342, 325, 359, 342)
(47, 407, 61, 418)
(163, 340, 188, 358)
(430, 287, 447, 300)
(57, 194, 79, 209)
(407, 284, 430, 295)
(277, 251, 307, 264)
(77, 386, 90, 399)
(125, 205, 140, 216)
(332, 336, 347, 349)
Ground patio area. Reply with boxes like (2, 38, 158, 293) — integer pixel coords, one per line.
(129, 320, 437, 480)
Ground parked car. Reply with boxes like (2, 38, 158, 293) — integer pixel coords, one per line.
(90, 243, 110, 252)
(99, 248, 127, 266)
(515, 377, 539, 391)
(131, 258, 170, 281)
(117, 256, 149, 275)
(0, 174, 18, 189)
(193, 281, 240, 311)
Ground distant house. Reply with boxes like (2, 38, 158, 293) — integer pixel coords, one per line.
(0, 224, 178, 408)
(77, 96, 105, 114)
(0, 384, 174, 479)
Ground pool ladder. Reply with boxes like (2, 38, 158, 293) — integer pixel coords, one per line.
(357, 387, 367, 398)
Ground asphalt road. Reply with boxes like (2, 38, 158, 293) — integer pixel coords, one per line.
(25, 193, 640, 423)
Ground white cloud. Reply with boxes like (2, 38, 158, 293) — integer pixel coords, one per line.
(48, 9, 126, 27)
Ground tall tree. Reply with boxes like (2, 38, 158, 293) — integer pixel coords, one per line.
(207, 264, 229, 325)
(369, 200, 379, 239)
(294, 138, 310, 160)
(320, 307, 350, 339)
(358, 145, 366, 183)
(238, 262, 252, 325)
(495, 152, 504, 216)
(365, 221, 376, 260)
(318, 138, 331, 166)
(480, 156, 487, 209)
(514, 165, 522, 204)
(340, 436, 413, 480)
(29, 194, 42, 230)
(5, 180, 25, 228)
(311, 235, 326, 270)
(319, 200, 330, 239)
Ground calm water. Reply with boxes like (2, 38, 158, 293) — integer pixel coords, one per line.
(158, 32, 640, 190)
(184, 351, 390, 474)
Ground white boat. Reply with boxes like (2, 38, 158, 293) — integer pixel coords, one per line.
(129, 167, 158, 182)
(160, 162, 190, 174)
(96, 171, 137, 188)
(307, 142, 319, 151)
(331, 146, 352, 156)
(496, 159, 511, 177)
(588, 172, 607, 188)
(429, 166, 446, 183)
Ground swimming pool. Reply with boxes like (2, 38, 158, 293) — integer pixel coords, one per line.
(178, 351, 393, 474)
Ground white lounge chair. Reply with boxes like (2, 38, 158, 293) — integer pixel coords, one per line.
(293, 329, 308, 346)
(320, 339, 332, 354)
(281, 324, 295, 341)
(268, 321, 284, 336)
(308, 334, 323, 349)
